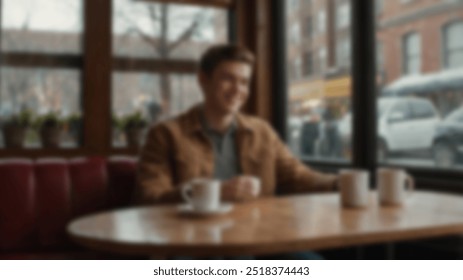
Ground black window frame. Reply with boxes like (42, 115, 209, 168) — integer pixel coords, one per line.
(272, 0, 463, 192)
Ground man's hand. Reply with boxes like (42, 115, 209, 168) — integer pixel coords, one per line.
(221, 175, 260, 202)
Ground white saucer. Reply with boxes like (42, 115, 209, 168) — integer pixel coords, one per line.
(177, 203, 233, 216)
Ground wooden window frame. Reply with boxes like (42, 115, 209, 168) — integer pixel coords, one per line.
(0, 0, 244, 158)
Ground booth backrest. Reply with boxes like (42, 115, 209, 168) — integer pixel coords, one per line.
(0, 157, 137, 252)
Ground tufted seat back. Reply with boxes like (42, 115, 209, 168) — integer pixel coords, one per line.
(0, 156, 138, 254)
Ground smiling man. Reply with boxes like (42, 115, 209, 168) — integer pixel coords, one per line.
(135, 44, 338, 205)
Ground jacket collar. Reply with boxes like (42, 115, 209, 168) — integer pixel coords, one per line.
(183, 103, 253, 135)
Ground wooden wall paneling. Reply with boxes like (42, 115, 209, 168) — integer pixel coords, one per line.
(236, 0, 273, 122)
(83, 0, 112, 155)
(0, 53, 82, 68)
(113, 57, 197, 73)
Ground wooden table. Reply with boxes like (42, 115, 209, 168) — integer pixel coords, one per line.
(67, 191, 463, 257)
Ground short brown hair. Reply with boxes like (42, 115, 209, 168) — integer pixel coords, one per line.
(199, 44, 255, 75)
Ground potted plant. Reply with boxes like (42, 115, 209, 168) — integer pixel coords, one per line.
(1, 110, 33, 148)
(120, 111, 148, 148)
(35, 112, 65, 148)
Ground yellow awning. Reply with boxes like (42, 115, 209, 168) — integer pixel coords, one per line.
(324, 76, 352, 98)
(289, 79, 324, 101)
(288, 76, 351, 103)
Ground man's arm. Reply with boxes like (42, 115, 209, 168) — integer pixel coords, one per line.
(134, 125, 182, 205)
(268, 124, 338, 194)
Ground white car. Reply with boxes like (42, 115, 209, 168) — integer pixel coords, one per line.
(339, 97, 441, 160)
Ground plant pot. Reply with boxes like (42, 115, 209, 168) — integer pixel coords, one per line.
(40, 126, 62, 148)
(125, 128, 144, 148)
(2, 124, 27, 148)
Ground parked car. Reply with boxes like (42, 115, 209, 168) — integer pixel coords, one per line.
(339, 97, 441, 161)
(432, 107, 463, 168)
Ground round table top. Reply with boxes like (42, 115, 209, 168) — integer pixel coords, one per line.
(67, 191, 463, 257)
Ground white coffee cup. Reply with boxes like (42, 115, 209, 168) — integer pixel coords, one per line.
(338, 169, 370, 208)
(377, 168, 414, 206)
(181, 178, 221, 212)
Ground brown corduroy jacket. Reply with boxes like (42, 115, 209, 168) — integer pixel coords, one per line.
(134, 104, 337, 204)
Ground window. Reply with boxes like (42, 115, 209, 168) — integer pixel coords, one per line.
(1, 0, 82, 54)
(376, 2, 463, 170)
(294, 57, 302, 80)
(443, 21, 463, 69)
(285, 0, 352, 163)
(410, 100, 436, 119)
(336, 3, 350, 29)
(389, 101, 412, 121)
(317, 10, 326, 34)
(306, 16, 313, 37)
(0, 0, 83, 149)
(318, 47, 327, 72)
(402, 32, 421, 75)
(446, 108, 463, 123)
(112, 0, 229, 147)
(376, 41, 384, 71)
(375, 0, 384, 16)
(288, 0, 300, 13)
(336, 37, 351, 68)
(303, 52, 313, 77)
(289, 23, 301, 44)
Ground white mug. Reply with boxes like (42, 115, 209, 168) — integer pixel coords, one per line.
(377, 168, 414, 206)
(338, 169, 370, 208)
(181, 178, 221, 212)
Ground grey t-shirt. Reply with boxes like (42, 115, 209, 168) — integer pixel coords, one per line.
(201, 116, 240, 180)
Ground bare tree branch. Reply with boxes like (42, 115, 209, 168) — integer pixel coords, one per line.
(117, 8, 162, 54)
(147, 5, 160, 24)
(167, 12, 202, 51)
(127, 27, 160, 52)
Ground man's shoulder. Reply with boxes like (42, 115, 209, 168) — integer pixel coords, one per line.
(147, 105, 199, 136)
(238, 113, 276, 135)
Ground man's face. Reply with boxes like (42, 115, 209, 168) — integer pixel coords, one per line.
(199, 61, 252, 115)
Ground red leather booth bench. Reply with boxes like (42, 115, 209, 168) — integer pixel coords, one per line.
(0, 157, 138, 259)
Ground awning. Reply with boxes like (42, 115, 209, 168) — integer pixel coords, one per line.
(288, 76, 351, 102)
(289, 79, 324, 101)
(324, 76, 352, 98)
(383, 68, 463, 96)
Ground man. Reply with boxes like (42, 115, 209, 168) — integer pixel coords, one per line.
(135, 44, 337, 259)
(135, 44, 337, 206)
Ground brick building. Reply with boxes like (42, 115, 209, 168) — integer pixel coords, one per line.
(377, 0, 463, 116)
(286, 0, 463, 117)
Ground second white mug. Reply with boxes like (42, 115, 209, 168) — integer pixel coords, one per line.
(377, 168, 414, 206)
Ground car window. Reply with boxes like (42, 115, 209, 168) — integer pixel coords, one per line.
(378, 99, 395, 118)
(410, 100, 436, 119)
(389, 101, 412, 120)
(446, 108, 463, 123)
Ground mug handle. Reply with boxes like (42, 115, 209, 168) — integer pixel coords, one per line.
(405, 173, 414, 196)
(181, 182, 193, 204)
